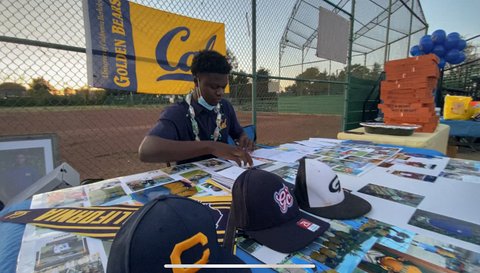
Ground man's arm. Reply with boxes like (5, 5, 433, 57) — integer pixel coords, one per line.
(138, 136, 253, 166)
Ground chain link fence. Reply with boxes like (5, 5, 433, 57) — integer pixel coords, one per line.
(0, 0, 422, 180)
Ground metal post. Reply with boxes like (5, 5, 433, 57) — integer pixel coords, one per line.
(278, 44, 282, 78)
(301, 48, 305, 73)
(384, 0, 392, 64)
(343, 0, 355, 131)
(251, 0, 257, 127)
(328, 60, 332, 95)
(406, 0, 415, 57)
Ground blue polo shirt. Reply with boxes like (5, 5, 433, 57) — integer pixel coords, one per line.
(148, 98, 244, 164)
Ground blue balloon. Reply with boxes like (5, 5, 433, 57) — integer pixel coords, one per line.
(410, 45, 422, 56)
(445, 49, 460, 63)
(445, 32, 460, 49)
(419, 35, 434, 53)
(453, 52, 466, 64)
(438, 58, 446, 69)
(432, 44, 446, 57)
(457, 39, 467, 51)
(431, 29, 446, 44)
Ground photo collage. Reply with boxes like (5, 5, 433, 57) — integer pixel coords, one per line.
(239, 216, 480, 273)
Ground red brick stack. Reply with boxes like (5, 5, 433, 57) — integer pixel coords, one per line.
(379, 54, 440, 133)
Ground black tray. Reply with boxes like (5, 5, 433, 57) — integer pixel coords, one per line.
(360, 122, 421, 136)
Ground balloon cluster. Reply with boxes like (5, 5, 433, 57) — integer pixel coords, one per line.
(410, 29, 467, 69)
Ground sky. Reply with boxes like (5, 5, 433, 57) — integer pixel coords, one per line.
(421, 0, 480, 40)
(1, 0, 479, 90)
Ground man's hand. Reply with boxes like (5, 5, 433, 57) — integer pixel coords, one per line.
(210, 142, 253, 167)
(237, 133, 254, 152)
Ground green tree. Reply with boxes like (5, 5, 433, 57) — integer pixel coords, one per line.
(369, 62, 383, 80)
(28, 77, 56, 97)
(256, 67, 270, 98)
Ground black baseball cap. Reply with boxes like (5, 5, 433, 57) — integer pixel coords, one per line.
(107, 195, 250, 273)
(295, 158, 371, 220)
(224, 169, 329, 254)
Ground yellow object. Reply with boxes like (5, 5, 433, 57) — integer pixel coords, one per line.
(337, 124, 450, 154)
(444, 95, 472, 120)
(130, 3, 227, 94)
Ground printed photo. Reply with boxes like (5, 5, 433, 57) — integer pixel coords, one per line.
(125, 174, 175, 192)
(180, 169, 212, 184)
(388, 170, 437, 182)
(358, 243, 450, 273)
(358, 184, 425, 207)
(33, 187, 87, 208)
(130, 179, 197, 204)
(161, 163, 197, 174)
(440, 158, 480, 183)
(270, 166, 298, 184)
(34, 235, 90, 272)
(378, 162, 393, 168)
(407, 234, 480, 272)
(279, 221, 379, 273)
(196, 158, 232, 171)
(342, 218, 415, 252)
(333, 165, 362, 176)
(408, 209, 480, 246)
(85, 179, 129, 206)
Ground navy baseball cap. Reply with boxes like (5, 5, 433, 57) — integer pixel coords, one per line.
(107, 195, 250, 273)
(224, 169, 329, 254)
(295, 158, 371, 220)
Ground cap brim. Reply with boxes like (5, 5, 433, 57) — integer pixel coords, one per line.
(303, 191, 371, 220)
(245, 212, 329, 253)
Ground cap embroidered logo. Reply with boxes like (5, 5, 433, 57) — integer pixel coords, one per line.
(170, 232, 210, 273)
(274, 185, 293, 213)
(328, 176, 341, 193)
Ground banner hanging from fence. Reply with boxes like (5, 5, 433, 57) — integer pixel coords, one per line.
(82, 0, 226, 94)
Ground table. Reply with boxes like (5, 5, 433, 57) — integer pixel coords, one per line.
(337, 124, 450, 155)
(1, 140, 480, 273)
(440, 118, 480, 151)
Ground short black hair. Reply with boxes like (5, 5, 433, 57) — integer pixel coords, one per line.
(191, 50, 232, 76)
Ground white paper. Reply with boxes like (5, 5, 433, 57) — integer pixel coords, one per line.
(228, 158, 266, 168)
(243, 244, 288, 264)
(279, 143, 319, 154)
(216, 166, 247, 181)
(308, 137, 343, 144)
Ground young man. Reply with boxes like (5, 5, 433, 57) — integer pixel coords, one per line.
(138, 50, 254, 166)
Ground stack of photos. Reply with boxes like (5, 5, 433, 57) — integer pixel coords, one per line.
(239, 220, 380, 273)
(376, 152, 454, 183)
(239, 216, 480, 273)
(346, 217, 480, 273)
(439, 158, 480, 183)
(307, 144, 401, 176)
(16, 233, 107, 273)
(179, 169, 229, 197)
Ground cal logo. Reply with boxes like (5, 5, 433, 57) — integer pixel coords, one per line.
(170, 232, 210, 273)
(85, 0, 227, 94)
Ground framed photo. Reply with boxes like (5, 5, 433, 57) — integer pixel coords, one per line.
(0, 134, 59, 204)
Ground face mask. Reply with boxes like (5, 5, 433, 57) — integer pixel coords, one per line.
(196, 79, 216, 111)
